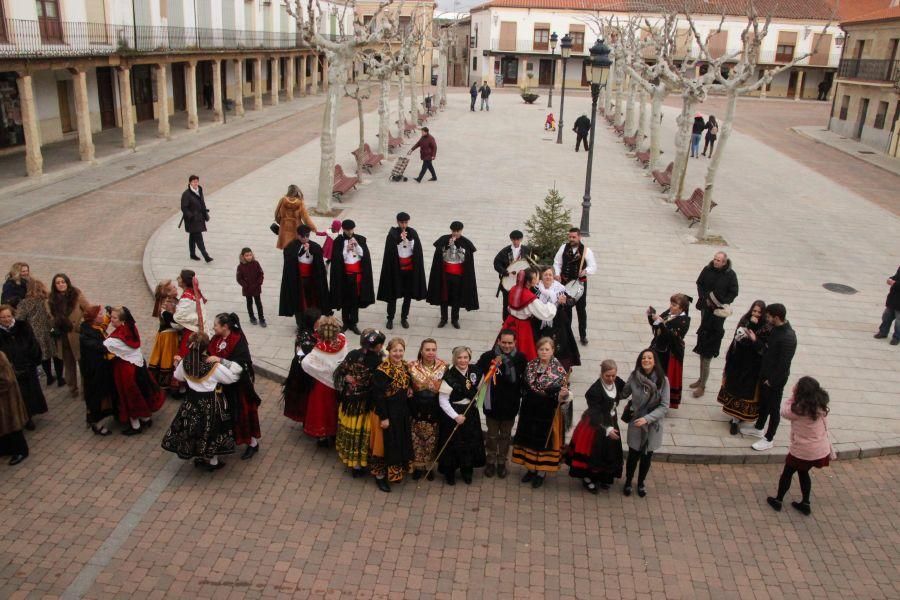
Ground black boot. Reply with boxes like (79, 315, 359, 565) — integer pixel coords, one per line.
(41, 360, 54, 385)
(375, 477, 391, 493)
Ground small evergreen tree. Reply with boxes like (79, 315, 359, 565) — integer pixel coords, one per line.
(525, 188, 572, 264)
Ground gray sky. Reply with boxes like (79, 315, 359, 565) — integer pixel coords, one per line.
(435, 0, 480, 13)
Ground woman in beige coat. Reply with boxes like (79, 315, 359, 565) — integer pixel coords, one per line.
(48, 273, 91, 397)
(274, 185, 316, 250)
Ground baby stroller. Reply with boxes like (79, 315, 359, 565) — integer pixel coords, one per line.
(390, 156, 410, 182)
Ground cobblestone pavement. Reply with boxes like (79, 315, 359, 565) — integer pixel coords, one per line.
(147, 91, 900, 462)
(1, 382, 898, 599)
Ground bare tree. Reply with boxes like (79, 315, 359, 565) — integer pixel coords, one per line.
(344, 81, 371, 181)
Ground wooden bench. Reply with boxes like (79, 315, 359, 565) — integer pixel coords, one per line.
(597, 107, 605, 116)
(635, 151, 650, 167)
(674, 187, 717, 227)
(613, 124, 625, 137)
(351, 143, 384, 173)
(332, 164, 359, 200)
(401, 119, 417, 137)
(416, 111, 428, 125)
(623, 135, 637, 150)
(605, 114, 616, 126)
(439, 97, 446, 109)
(651, 161, 674, 191)
(387, 132, 404, 153)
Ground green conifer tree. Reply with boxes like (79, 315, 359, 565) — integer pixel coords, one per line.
(525, 188, 572, 264)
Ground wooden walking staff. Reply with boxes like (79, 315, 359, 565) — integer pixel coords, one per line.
(543, 368, 573, 449)
(422, 360, 499, 483)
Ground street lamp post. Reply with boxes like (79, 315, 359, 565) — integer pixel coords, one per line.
(548, 32, 558, 108)
(579, 38, 613, 237)
(555, 33, 572, 144)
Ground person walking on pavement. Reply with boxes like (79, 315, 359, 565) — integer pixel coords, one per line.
(690, 252, 739, 398)
(469, 82, 478, 111)
(690, 113, 706, 158)
(573, 114, 591, 152)
(702, 116, 718, 157)
(409, 127, 437, 183)
(180, 175, 213, 263)
(741, 303, 798, 451)
(479, 83, 491, 111)
(873, 265, 900, 345)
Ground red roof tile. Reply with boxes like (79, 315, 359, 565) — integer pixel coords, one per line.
(838, 0, 900, 24)
(470, 0, 836, 20)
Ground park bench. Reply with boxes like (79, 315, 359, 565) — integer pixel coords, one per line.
(674, 187, 717, 227)
(613, 124, 625, 137)
(439, 97, 446, 110)
(332, 164, 359, 200)
(635, 151, 650, 167)
(605, 114, 616, 126)
(623, 135, 637, 150)
(417, 111, 428, 125)
(651, 161, 674, 191)
(401, 119, 417, 137)
(597, 107, 605, 116)
(351, 143, 385, 173)
(387, 132, 404, 152)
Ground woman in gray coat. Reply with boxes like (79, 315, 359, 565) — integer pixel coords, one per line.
(621, 348, 669, 498)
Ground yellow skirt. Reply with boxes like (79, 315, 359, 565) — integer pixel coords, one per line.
(511, 408, 563, 473)
(148, 330, 179, 389)
(335, 407, 372, 469)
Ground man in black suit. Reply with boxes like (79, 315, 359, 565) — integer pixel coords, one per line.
(180, 174, 212, 262)
(493, 230, 533, 320)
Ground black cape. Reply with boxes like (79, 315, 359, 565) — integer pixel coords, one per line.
(492, 243, 533, 296)
(376, 226, 427, 302)
(330, 234, 376, 310)
(78, 322, 118, 423)
(426, 234, 479, 310)
(0, 320, 47, 417)
(279, 239, 330, 317)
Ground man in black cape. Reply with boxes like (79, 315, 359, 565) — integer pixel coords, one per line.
(377, 211, 427, 330)
(426, 221, 478, 329)
(280, 224, 331, 329)
(493, 229, 534, 321)
(330, 219, 375, 334)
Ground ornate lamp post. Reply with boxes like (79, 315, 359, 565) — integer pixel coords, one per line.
(548, 32, 558, 108)
(579, 38, 612, 237)
(555, 33, 572, 144)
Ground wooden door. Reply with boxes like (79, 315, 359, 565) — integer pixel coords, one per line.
(132, 65, 154, 122)
(787, 71, 797, 97)
(172, 63, 186, 111)
(36, 0, 63, 43)
(538, 59, 553, 86)
(856, 98, 869, 139)
(96, 67, 116, 129)
(502, 57, 518, 84)
(57, 81, 73, 133)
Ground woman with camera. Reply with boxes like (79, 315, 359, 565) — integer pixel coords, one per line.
(647, 294, 691, 408)
(716, 300, 771, 435)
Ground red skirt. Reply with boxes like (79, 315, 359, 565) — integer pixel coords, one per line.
(667, 356, 684, 409)
(501, 315, 536, 361)
(303, 381, 338, 438)
(234, 394, 261, 445)
(113, 360, 164, 423)
(178, 330, 192, 358)
(786, 452, 830, 470)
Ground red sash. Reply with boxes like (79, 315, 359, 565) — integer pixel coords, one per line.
(443, 261, 464, 276)
(399, 256, 413, 271)
(345, 261, 363, 294)
(299, 262, 314, 277)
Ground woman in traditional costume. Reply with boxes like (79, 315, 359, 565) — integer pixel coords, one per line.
(408, 338, 446, 481)
(78, 305, 117, 435)
(148, 279, 182, 396)
(104, 307, 165, 435)
(500, 269, 556, 362)
(282, 308, 322, 424)
(334, 329, 385, 476)
(0, 304, 46, 430)
(437, 346, 486, 485)
(209, 313, 263, 460)
(299, 316, 348, 447)
(162, 332, 240, 471)
(48, 273, 91, 397)
(173, 270, 210, 358)
(621, 349, 670, 498)
(370, 338, 414, 492)
(0, 350, 29, 465)
(512, 337, 570, 488)
(565, 359, 624, 493)
(534, 266, 580, 371)
(16, 279, 60, 386)
(647, 293, 691, 409)
(717, 300, 770, 435)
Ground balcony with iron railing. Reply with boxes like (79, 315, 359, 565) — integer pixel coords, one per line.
(838, 58, 900, 83)
(488, 38, 588, 55)
(0, 19, 347, 58)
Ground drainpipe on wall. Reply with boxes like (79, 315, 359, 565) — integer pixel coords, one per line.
(827, 25, 847, 132)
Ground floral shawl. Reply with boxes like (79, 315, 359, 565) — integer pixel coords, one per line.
(525, 357, 567, 395)
(408, 358, 447, 393)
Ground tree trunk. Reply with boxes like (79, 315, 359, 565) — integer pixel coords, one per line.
(636, 88, 647, 152)
(377, 77, 391, 156)
(604, 58, 615, 114)
(624, 78, 636, 135)
(649, 88, 664, 172)
(438, 47, 448, 106)
(668, 95, 695, 203)
(355, 94, 366, 182)
(397, 74, 406, 125)
(697, 90, 736, 239)
(614, 64, 624, 125)
(409, 69, 418, 124)
(316, 76, 342, 213)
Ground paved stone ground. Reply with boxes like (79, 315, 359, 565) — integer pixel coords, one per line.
(1, 382, 898, 599)
(146, 91, 900, 463)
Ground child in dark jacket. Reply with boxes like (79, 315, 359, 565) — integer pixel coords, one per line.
(236, 247, 266, 327)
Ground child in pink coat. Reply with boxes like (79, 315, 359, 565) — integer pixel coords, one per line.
(767, 376, 833, 516)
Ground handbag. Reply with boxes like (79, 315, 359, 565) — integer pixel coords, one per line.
(270, 222, 280, 235)
(620, 401, 634, 424)
(713, 305, 733, 318)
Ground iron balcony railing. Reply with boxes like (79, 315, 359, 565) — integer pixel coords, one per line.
(838, 58, 900, 83)
(0, 19, 347, 58)
(489, 38, 589, 55)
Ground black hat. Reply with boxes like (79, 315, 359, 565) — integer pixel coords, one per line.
(341, 219, 356, 230)
(509, 230, 524, 240)
(297, 224, 312, 237)
(450, 221, 464, 232)
(396, 212, 411, 222)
